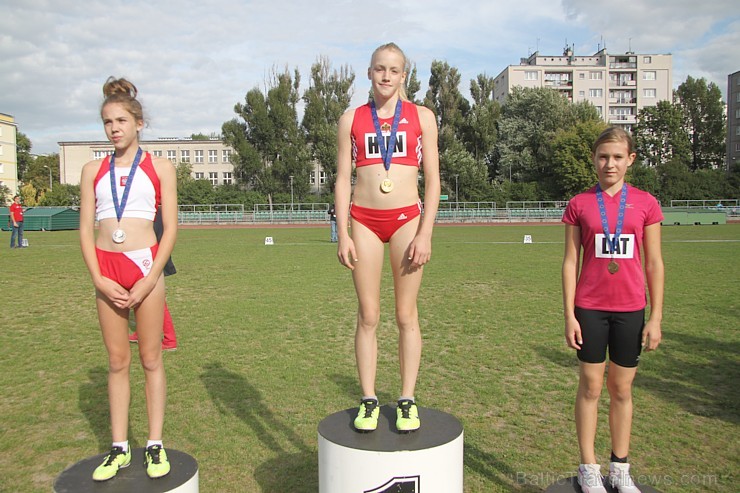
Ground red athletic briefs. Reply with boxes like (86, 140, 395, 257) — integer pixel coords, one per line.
(350, 202, 421, 243)
(96, 245, 159, 290)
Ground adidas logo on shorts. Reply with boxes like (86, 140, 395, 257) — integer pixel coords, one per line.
(397, 213, 408, 220)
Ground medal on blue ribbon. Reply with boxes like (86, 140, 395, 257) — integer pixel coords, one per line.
(596, 183, 628, 274)
(370, 99, 403, 193)
(109, 147, 143, 244)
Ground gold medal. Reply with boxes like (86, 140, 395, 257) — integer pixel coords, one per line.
(608, 260, 619, 274)
(380, 178, 394, 193)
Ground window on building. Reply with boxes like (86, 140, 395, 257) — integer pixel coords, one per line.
(181, 150, 190, 163)
(579, 91, 585, 98)
(152, 150, 162, 157)
(525, 71, 538, 81)
(0, 145, 3, 156)
(310, 172, 316, 185)
(644, 88, 657, 98)
(194, 150, 204, 163)
(595, 106, 602, 116)
(736, 143, 740, 152)
(195, 172, 204, 180)
(167, 150, 177, 163)
(643, 71, 656, 80)
(589, 71, 602, 80)
(209, 149, 218, 163)
(93, 150, 113, 159)
(319, 171, 327, 184)
(736, 127, 740, 136)
(643, 56, 652, 64)
(589, 88, 603, 98)
(579, 73, 585, 80)
(222, 149, 232, 162)
(735, 108, 740, 119)
(223, 172, 233, 185)
(209, 172, 218, 185)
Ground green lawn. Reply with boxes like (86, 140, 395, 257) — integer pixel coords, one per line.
(1, 224, 738, 492)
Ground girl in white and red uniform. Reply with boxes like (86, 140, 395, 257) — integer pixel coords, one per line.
(335, 43, 440, 433)
(79, 77, 177, 482)
(562, 127, 664, 493)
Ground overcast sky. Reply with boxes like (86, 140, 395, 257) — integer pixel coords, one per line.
(1, 0, 738, 155)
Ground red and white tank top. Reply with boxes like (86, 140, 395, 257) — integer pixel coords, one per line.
(94, 152, 160, 221)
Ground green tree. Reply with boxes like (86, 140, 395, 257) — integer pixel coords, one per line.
(633, 100, 690, 167)
(405, 64, 422, 104)
(0, 184, 11, 206)
(24, 154, 59, 197)
(38, 184, 80, 206)
(439, 139, 489, 202)
(301, 57, 354, 194)
(657, 158, 694, 202)
(424, 60, 470, 153)
(463, 74, 500, 177)
(674, 76, 726, 170)
(495, 87, 600, 197)
(178, 179, 214, 205)
(223, 67, 311, 206)
(16, 132, 32, 180)
(627, 163, 659, 197)
(551, 120, 606, 197)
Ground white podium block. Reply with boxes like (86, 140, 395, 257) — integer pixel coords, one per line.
(53, 448, 198, 493)
(318, 405, 463, 493)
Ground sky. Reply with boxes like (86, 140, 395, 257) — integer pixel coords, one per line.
(1, 0, 738, 155)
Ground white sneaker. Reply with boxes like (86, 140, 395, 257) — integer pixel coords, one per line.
(578, 463, 607, 493)
(609, 462, 641, 493)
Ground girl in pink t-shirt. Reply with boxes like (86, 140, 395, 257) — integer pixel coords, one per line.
(562, 127, 664, 493)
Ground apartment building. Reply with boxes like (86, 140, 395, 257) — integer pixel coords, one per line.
(0, 112, 19, 198)
(727, 70, 740, 171)
(493, 46, 673, 131)
(59, 138, 235, 186)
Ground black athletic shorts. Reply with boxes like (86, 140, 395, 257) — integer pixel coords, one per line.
(575, 307, 645, 368)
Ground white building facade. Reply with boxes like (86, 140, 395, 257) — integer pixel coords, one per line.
(0, 112, 19, 198)
(59, 138, 235, 186)
(493, 47, 673, 131)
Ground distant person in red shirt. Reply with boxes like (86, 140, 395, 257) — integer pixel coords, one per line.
(9, 195, 25, 248)
(562, 127, 664, 493)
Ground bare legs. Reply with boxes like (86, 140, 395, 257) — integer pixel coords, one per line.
(351, 217, 424, 399)
(576, 361, 638, 463)
(97, 275, 166, 443)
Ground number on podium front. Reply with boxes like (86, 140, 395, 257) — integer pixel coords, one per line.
(364, 475, 420, 493)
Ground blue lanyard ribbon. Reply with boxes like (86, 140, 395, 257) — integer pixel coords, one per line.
(109, 147, 143, 222)
(370, 99, 403, 172)
(595, 183, 628, 254)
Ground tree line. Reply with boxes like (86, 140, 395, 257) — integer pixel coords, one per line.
(10, 59, 737, 208)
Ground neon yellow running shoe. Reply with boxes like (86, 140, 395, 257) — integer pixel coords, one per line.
(353, 398, 380, 432)
(92, 446, 131, 481)
(145, 445, 171, 479)
(396, 399, 420, 432)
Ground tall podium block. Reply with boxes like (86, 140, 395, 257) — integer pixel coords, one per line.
(318, 405, 463, 493)
(53, 448, 198, 493)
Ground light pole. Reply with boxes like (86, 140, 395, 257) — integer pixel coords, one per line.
(289, 175, 294, 211)
(43, 165, 53, 191)
(454, 174, 459, 209)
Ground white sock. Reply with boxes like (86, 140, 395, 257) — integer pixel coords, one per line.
(362, 395, 378, 402)
(112, 440, 128, 452)
(147, 440, 163, 448)
(399, 396, 415, 403)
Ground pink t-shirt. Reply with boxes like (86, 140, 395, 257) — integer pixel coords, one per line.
(562, 184, 663, 312)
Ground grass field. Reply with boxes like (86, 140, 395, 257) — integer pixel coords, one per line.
(0, 223, 738, 492)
